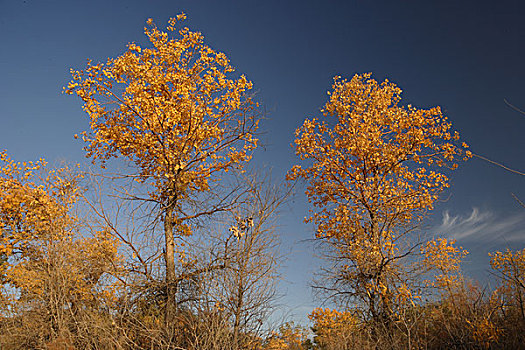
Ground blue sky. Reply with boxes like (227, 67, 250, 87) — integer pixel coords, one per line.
(1, 0, 525, 324)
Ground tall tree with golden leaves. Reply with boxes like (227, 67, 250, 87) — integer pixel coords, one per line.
(289, 73, 470, 323)
(66, 14, 259, 319)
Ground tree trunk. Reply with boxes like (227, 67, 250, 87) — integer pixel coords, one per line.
(232, 282, 244, 350)
(164, 205, 176, 324)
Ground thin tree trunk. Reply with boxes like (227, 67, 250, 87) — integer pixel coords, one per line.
(164, 205, 176, 324)
(232, 282, 244, 350)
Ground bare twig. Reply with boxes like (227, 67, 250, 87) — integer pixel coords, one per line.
(472, 153, 525, 176)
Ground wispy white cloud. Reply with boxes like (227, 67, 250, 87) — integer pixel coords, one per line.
(435, 208, 525, 242)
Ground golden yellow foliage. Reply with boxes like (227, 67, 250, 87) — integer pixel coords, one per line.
(0, 151, 81, 275)
(66, 15, 260, 314)
(490, 248, 525, 289)
(288, 73, 470, 320)
(263, 322, 307, 350)
(66, 13, 258, 203)
(490, 248, 525, 322)
(469, 317, 502, 349)
(421, 238, 468, 293)
(289, 73, 468, 241)
(0, 152, 123, 347)
(309, 307, 357, 348)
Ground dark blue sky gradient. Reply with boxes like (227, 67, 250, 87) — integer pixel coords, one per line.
(1, 0, 524, 323)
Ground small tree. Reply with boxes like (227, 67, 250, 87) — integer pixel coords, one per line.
(309, 308, 358, 350)
(289, 73, 470, 325)
(148, 173, 287, 350)
(66, 13, 260, 321)
(219, 175, 286, 349)
(0, 152, 122, 349)
(490, 249, 525, 322)
(263, 322, 309, 350)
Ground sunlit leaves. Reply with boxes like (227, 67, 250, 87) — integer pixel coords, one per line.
(289, 73, 470, 319)
(263, 322, 308, 350)
(421, 238, 468, 292)
(490, 248, 525, 321)
(66, 14, 259, 207)
(0, 151, 81, 267)
(289, 73, 469, 241)
(309, 307, 358, 348)
(0, 151, 122, 314)
(66, 14, 262, 324)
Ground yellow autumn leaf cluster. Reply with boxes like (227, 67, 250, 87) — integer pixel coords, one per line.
(289, 73, 469, 242)
(0, 151, 80, 264)
(489, 248, 525, 305)
(65, 13, 259, 205)
(309, 307, 358, 346)
(490, 248, 525, 281)
(66, 13, 263, 323)
(0, 151, 122, 313)
(289, 73, 470, 321)
(421, 238, 468, 292)
(469, 317, 502, 349)
(263, 322, 307, 350)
